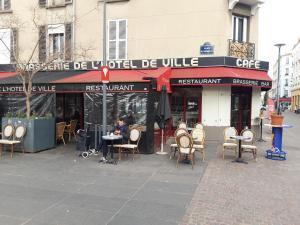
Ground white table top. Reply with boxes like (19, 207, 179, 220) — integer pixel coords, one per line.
(102, 135, 123, 140)
(264, 124, 293, 128)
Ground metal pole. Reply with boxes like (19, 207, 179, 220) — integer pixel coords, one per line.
(275, 43, 285, 115)
(102, 0, 107, 135)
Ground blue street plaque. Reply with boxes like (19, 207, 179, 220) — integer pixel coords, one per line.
(200, 42, 214, 55)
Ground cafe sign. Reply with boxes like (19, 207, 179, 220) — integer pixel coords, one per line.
(171, 78, 271, 88)
(0, 57, 269, 72)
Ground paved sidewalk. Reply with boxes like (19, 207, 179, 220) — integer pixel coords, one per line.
(0, 137, 218, 225)
(180, 111, 300, 225)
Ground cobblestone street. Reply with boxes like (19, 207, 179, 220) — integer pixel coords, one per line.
(180, 111, 300, 225)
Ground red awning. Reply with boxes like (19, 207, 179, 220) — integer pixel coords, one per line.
(53, 69, 160, 83)
(171, 67, 271, 81)
(170, 67, 272, 89)
(0, 72, 17, 80)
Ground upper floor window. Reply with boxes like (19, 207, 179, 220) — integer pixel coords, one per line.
(48, 24, 65, 60)
(232, 15, 248, 42)
(285, 68, 289, 75)
(0, 0, 10, 11)
(38, 23, 72, 62)
(39, 0, 72, 8)
(286, 57, 289, 65)
(0, 28, 17, 63)
(108, 19, 127, 60)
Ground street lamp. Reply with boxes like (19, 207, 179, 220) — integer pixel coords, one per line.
(274, 43, 285, 115)
(102, 0, 107, 135)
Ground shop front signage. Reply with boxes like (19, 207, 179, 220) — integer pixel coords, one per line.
(171, 78, 271, 88)
(0, 83, 149, 93)
(0, 57, 269, 72)
(0, 85, 56, 93)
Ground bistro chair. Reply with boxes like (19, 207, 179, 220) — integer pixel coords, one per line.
(178, 122, 187, 129)
(114, 128, 141, 160)
(169, 128, 188, 159)
(2, 124, 14, 140)
(11, 125, 26, 157)
(56, 122, 66, 145)
(64, 119, 78, 142)
(191, 128, 205, 161)
(222, 127, 238, 159)
(175, 133, 195, 169)
(241, 129, 257, 161)
(194, 123, 204, 129)
(0, 124, 26, 158)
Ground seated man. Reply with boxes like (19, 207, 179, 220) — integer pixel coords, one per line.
(99, 118, 128, 163)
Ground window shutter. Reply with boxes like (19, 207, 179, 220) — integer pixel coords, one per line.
(4, 0, 11, 10)
(39, 26, 47, 63)
(10, 28, 18, 63)
(65, 23, 72, 61)
(39, 0, 47, 7)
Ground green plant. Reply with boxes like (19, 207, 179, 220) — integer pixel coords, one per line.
(45, 112, 53, 118)
(5, 111, 14, 118)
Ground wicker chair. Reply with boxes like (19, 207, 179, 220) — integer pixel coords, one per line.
(241, 129, 257, 161)
(114, 128, 141, 160)
(176, 133, 195, 169)
(56, 122, 66, 145)
(191, 128, 205, 161)
(169, 128, 188, 159)
(64, 119, 77, 142)
(194, 123, 204, 129)
(0, 124, 26, 158)
(178, 122, 187, 129)
(222, 127, 238, 159)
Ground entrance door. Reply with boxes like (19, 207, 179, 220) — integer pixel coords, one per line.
(171, 88, 202, 128)
(231, 87, 252, 133)
(56, 93, 84, 129)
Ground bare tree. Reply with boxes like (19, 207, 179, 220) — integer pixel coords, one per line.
(0, 8, 95, 118)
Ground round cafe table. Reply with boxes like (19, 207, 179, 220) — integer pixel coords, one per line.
(230, 135, 251, 164)
(101, 134, 123, 163)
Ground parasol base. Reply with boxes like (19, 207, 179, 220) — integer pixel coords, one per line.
(156, 151, 168, 155)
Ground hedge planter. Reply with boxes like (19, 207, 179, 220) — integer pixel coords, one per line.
(2, 117, 55, 153)
(270, 114, 284, 126)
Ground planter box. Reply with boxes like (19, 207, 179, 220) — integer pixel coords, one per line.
(270, 114, 284, 126)
(2, 117, 55, 153)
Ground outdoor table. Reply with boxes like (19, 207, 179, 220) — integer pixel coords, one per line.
(187, 127, 193, 132)
(230, 135, 251, 164)
(264, 124, 292, 160)
(257, 116, 267, 142)
(102, 134, 123, 162)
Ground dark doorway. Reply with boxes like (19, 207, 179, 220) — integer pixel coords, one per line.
(56, 93, 84, 130)
(170, 87, 202, 128)
(231, 87, 252, 133)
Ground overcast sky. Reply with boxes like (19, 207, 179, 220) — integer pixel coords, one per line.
(258, 0, 300, 73)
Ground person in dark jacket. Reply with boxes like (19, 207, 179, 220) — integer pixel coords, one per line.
(99, 118, 128, 163)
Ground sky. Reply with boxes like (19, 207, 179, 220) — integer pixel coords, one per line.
(259, 0, 300, 75)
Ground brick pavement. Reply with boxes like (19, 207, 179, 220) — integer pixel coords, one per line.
(180, 111, 300, 225)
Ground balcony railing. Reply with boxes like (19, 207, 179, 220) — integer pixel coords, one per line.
(228, 39, 255, 59)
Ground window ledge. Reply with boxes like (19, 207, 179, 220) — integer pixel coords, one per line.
(46, 3, 72, 9)
(99, 0, 129, 3)
(0, 10, 13, 14)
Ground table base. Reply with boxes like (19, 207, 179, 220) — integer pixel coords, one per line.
(232, 158, 248, 164)
(257, 138, 266, 142)
(156, 151, 168, 155)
